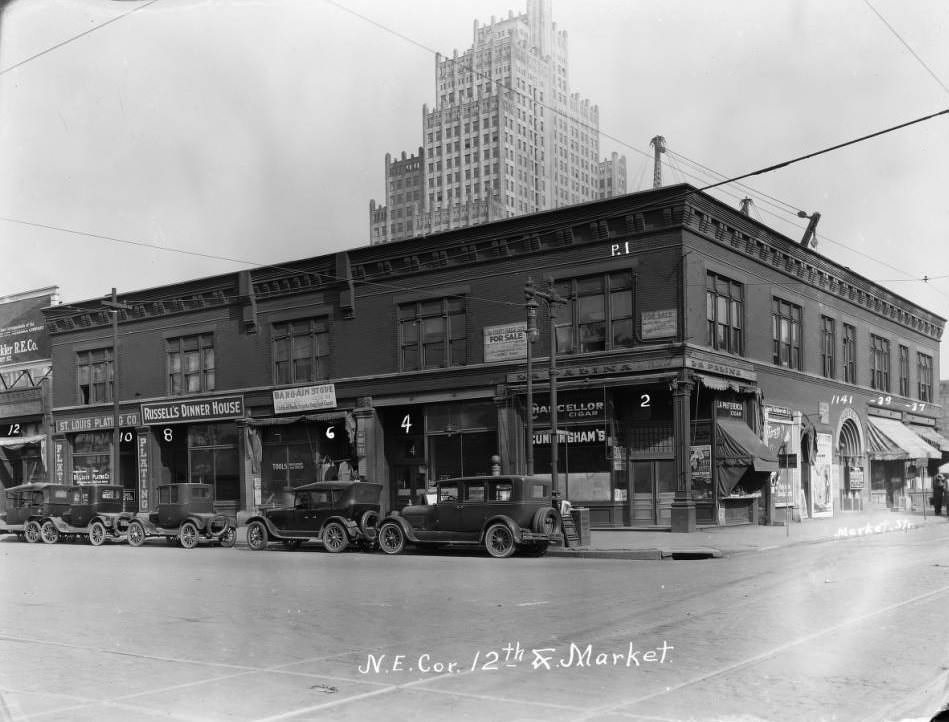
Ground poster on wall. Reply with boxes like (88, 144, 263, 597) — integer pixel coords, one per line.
(765, 414, 798, 507)
(690, 444, 712, 501)
(812, 432, 834, 518)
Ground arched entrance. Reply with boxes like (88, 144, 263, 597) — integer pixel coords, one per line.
(837, 412, 865, 511)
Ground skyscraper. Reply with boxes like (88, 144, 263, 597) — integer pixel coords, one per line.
(369, 0, 626, 245)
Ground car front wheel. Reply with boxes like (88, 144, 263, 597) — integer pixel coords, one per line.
(127, 521, 146, 547)
(88, 521, 107, 546)
(246, 521, 268, 551)
(378, 522, 406, 555)
(485, 523, 516, 558)
(178, 521, 199, 549)
(322, 521, 349, 553)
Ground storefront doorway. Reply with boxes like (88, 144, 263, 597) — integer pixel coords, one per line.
(392, 463, 425, 510)
(629, 459, 675, 526)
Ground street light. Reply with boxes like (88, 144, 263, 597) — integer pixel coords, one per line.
(524, 277, 567, 495)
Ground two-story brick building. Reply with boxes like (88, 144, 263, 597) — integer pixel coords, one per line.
(42, 184, 946, 530)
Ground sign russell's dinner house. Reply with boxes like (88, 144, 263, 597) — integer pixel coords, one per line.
(140, 395, 244, 424)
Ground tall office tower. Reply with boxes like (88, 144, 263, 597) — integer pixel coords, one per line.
(598, 152, 627, 199)
(369, 0, 626, 245)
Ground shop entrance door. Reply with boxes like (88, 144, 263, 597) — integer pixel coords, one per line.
(629, 459, 676, 526)
(391, 464, 425, 511)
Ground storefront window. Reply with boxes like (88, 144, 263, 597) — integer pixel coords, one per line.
(72, 431, 112, 485)
(427, 401, 496, 481)
(533, 426, 610, 501)
(188, 423, 238, 501)
(259, 421, 354, 505)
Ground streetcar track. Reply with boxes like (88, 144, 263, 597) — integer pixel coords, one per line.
(582, 583, 949, 720)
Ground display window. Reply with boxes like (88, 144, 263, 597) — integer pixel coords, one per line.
(188, 423, 239, 501)
(72, 432, 112, 485)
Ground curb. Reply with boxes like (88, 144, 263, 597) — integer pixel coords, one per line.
(546, 546, 723, 560)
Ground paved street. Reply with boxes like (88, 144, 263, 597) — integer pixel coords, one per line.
(2, 523, 949, 722)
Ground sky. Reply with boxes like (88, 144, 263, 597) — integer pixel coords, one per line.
(1, 0, 948, 360)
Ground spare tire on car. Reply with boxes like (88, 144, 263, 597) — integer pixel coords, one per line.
(531, 507, 561, 536)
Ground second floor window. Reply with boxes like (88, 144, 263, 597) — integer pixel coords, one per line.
(771, 298, 801, 370)
(869, 334, 890, 391)
(554, 271, 635, 354)
(399, 297, 467, 370)
(918, 352, 933, 402)
(77, 348, 113, 404)
(706, 273, 743, 355)
(273, 318, 329, 385)
(167, 334, 215, 395)
(898, 345, 910, 396)
(842, 324, 857, 383)
(820, 316, 835, 378)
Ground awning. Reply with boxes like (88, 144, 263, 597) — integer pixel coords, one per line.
(913, 426, 949, 454)
(866, 417, 939, 461)
(716, 418, 779, 471)
(693, 374, 758, 394)
(244, 412, 349, 427)
(0, 434, 45, 449)
(716, 418, 778, 496)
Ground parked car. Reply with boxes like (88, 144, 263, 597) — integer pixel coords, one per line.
(42, 484, 136, 545)
(244, 481, 382, 552)
(126, 483, 236, 549)
(376, 475, 562, 558)
(0, 483, 72, 543)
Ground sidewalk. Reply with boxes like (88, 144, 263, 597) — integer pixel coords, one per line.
(547, 510, 949, 560)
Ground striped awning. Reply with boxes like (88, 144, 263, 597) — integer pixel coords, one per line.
(913, 426, 949, 454)
(866, 417, 939, 461)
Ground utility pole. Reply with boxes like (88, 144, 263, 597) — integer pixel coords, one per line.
(650, 135, 666, 189)
(102, 288, 132, 488)
(524, 277, 567, 494)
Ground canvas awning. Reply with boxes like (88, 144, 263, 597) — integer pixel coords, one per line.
(866, 417, 939, 461)
(913, 426, 949, 454)
(244, 412, 349, 427)
(0, 434, 45, 449)
(716, 418, 779, 471)
(693, 374, 758, 394)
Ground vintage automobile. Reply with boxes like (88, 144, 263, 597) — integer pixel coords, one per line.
(376, 475, 562, 558)
(126, 483, 236, 549)
(0, 483, 73, 543)
(244, 481, 382, 553)
(41, 484, 136, 545)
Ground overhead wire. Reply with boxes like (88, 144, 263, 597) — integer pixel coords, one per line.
(321, 0, 949, 300)
(862, 0, 949, 96)
(0, 0, 161, 77)
(1, 0, 947, 313)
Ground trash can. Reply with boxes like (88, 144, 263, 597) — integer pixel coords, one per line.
(570, 507, 591, 547)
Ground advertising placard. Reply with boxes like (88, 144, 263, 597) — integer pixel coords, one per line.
(812, 433, 834, 517)
(140, 395, 244, 425)
(273, 384, 337, 413)
(483, 322, 527, 362)
(0, 291, 53, 366)
(640, 309, 677, 339)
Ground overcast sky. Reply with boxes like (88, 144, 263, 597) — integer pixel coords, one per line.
(2, 0, 948, 359)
